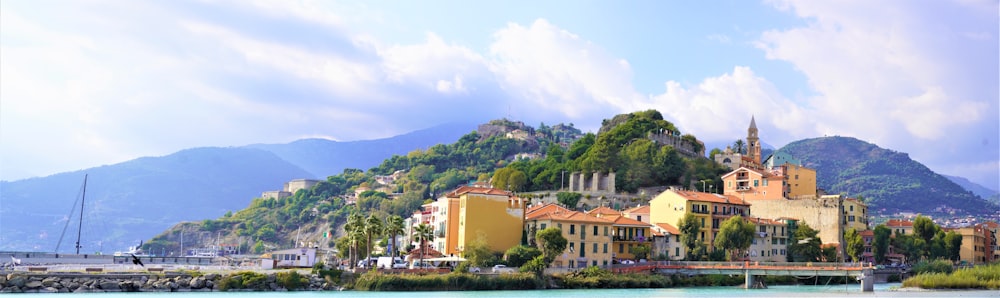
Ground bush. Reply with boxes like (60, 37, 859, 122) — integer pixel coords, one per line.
(519, 256, 547, 275)
(217, 271, 270, 291)
(352, 271, 544, 291)
(903, 263, 1000, 290)
(911, 259, 954, 275)
(276, 270, 308, 290)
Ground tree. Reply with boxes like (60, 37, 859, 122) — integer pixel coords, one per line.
(632, 244, 651, 260)
(944, 231, 963, 262)
(873, 224, 891, 264)
(713, 215, 755, 261)
(845, 228, 865, 262)
(363, 214, 383, 265)
(789, 223, 822, 262)
(535, 227, 567, 264)
(413, 223, 434, 267)
(383, 215, 405, 259)
(913, 215, 937, 244)
(344, 212, 364, 269)
(678, 213, 702, 260)
(504, 245, 542, 268)
(732, 139, 746, 154)
(556, 192, 583, 208)
(464, 232, 496, 267)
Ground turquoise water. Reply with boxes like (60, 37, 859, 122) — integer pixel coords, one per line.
(18, 284, 998, 297)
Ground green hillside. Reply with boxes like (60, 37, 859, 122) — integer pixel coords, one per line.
(145, 110, 724, 255)
(776, 136, 997, 216)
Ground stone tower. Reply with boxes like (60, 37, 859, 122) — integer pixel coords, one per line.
(747, 116, 761, 165)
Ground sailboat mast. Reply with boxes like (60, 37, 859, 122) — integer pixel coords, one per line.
(75, 174, 88, 254)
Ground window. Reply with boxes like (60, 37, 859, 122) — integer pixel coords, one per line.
(850, 205, 854, 212)
(581, 225, 586, 239)
(580, 242, 585, 257)
(570, 242, 575, 253)
(592, 260, 598, 267)
(603, 243, 608, 253)
(675, 247, 680, 256)
(593, 226, 598, 236)
(604, 227, 609, 236)
(570, 224, 576, 235)
(701, 218, 705, 227)
(619, 243, 624, 253)
(637, 215, 642, 222)
(558, 223, 562, 230)
(754, 180, 759, 187)
(540, 223, 547, 230)
(593, 243, 597, 253)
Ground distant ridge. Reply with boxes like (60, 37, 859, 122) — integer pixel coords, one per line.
(776, 136, 998, 215)
(245, 122, 475, 177)
(0, 122, 475, 252)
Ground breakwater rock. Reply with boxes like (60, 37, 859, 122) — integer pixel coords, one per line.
(0, 271, 338, 293)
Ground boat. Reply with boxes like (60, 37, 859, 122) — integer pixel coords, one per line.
(113, 241, 151, 257)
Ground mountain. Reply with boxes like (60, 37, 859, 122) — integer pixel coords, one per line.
(944, 175, 1000, 205)
(775, 136, 998, 216)
(245, 122, 475, 177)
(0, 123, 475, 253)
(0, 147, 313, 252)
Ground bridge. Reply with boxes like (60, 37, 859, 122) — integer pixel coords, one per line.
(611, 261, 875, 292)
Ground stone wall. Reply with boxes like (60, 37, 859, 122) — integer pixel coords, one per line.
(747, 196, 845, 249)
(0, 271, 335, 293)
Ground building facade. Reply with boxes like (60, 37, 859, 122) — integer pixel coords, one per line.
(649, 189, 750, 250)
(524, 204, 614, 268)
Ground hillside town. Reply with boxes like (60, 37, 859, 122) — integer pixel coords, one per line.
(357, 118, 999, 270)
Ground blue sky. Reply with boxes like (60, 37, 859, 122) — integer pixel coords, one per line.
(2, 0, 998, 190)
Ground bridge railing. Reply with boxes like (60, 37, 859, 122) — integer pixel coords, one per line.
(618, 261, 868, 269)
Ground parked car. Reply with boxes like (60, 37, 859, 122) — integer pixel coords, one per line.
(492, 264, 516, 273)
(469, 266, 481, 273)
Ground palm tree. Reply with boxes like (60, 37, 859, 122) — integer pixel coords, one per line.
(363, 214, 383, 267)
(383, 215, 405, 259)
(413, 223, 434, 267)
(344, 212, 364, 269)
(733, 139, 746, 154)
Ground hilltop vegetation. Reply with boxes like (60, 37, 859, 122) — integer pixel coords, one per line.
(147, 110, 721, 255)
(776, 136, 997, 215)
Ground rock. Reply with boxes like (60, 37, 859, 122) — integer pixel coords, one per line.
(24, 281, 43, 289)
(99, 281, 120, 291)
(7, 276, 27, 288)
(0, 274, 7, 285)
(190, 277, 206, 289)
(205, 280, 214, 289)
(41, 287, 59, 293)
(2, 286, 22, 293)
(42, 277, 59, 287)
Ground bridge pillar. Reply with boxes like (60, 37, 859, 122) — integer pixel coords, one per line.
(745, 272, 766, 289)
(860, 268, 874, 292)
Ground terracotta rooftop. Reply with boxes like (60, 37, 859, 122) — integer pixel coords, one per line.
(445, 185, 513, 198)
(654, 223, 680, 235)
(586, 206, 621, 217)
(526, 210, 612, 224)
(885, 219, 914, 227)
(859, 230, 874, 237)
(745, 217, 782, 225)
(668, 190, 750, 206)
(624, 205, 650, 214)
(597, 214, 652, 228)
(526, 203, 570, 217)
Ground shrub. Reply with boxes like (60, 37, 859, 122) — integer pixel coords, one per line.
(911, 259, 954, 275)
(217, 271, 269, 291)
(276, 270, 308, 290)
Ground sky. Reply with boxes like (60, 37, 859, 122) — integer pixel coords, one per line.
(1, 0, 998, 190)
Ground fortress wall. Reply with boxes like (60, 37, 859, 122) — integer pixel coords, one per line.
(748, 197, 844, 247)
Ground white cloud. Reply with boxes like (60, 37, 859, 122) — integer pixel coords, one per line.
(488, 19, 644, 122)
(758, 0, 999, 188)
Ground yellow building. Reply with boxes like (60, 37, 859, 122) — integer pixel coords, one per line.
(649, 189, 751, 250)
(841, 198, 868, 232)
(885, 219, 913, 236)
(955, 225, 989, 265)
(721, 167, 786, 200)
(746, 217, 788, 262)
(525, 204, 614, 268)
(435, 186, 525, 256)
(782, 164, 817, 198)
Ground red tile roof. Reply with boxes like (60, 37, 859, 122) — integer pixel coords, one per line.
(654, 223, 680, 235)
(586, 206, 621, 217)
(885, 219, 913, 227)
(526, 210, 612, 224)
(624, 205, 650, 214)
(670, 190, 750, 206)
(526, 203, 570, 217)
(597, 214, 651, 228)
(859, 230, 874, 237)
(445, 185, 512, 197)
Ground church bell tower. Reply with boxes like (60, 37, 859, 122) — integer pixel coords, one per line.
(747, 116, 761, 165)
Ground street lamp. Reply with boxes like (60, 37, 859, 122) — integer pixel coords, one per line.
(700, 180, 707, 192)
